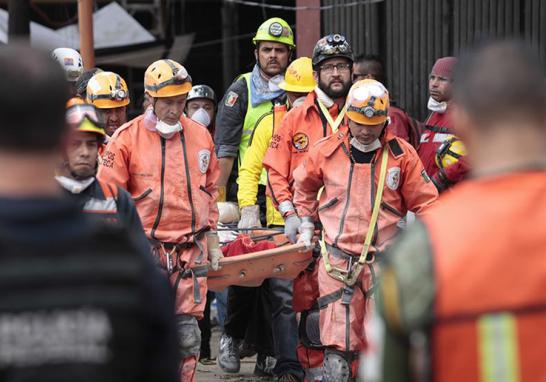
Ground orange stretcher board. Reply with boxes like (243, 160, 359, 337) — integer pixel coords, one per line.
(207, 238, 313, 292)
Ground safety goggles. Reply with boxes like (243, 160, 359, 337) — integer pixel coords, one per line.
(66, 104, 104, 127)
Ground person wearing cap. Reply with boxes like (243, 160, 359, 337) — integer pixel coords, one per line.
(418, 56, 470, 192)
(262, 34, 354, 380)
(185, 84, 217, 137)
(234, 57, 316, 382)
(215, 17, 294, 378)
(97, 59, 221, 382)
(87, 71, 130, 137)
(353, 54, 422, 149)
(51, 47, 84, 95)
(214, 17, 294, 204)
(292, 79, 438, 381)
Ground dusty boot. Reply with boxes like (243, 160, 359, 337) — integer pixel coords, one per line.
(217, 333, 241, 373)
(254, 353, 276, 376)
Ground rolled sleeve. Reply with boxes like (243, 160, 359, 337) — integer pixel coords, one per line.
(214, 78, 248, 158)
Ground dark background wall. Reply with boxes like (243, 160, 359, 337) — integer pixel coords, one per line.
(323, 0, 546, 120)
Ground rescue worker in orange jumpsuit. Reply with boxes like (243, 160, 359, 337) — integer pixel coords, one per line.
(374, 40, 546, 382)
(97, 59, 221, 382)
(263, 34, 355, 381)
(293, 79, 438, 381)
(418, 56, 470, 192)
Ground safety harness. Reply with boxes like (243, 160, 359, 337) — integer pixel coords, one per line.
(322, 146, 389, 287)
(317, 100, 347, 133)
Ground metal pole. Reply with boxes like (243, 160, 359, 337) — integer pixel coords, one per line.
(8, 0, 30, 43)
(78, 0, 94, 69)
(296, 0, 321, 57)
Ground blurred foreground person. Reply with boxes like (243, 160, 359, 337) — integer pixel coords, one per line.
(0, 44, 177, 382)
(374, 40, 546, 382)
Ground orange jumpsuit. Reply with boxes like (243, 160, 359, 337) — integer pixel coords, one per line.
(263, 91, 346, 379)
(293, 127, 437, 362)
(97, 114, 219, 381)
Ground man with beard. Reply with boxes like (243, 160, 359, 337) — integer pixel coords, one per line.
(215, 18, 294, 378)
(86, 71, 130, 137)
(263, 34, 354, 381)
(56, 100, 147, 246)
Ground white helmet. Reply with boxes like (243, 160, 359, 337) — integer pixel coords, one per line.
(51, 47, 84, 82)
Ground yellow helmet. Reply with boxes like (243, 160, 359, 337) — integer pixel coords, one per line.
(86, 71, 130, 109)
(253, 18, 295, 49)
(346, 79, 389, 125)
(144, 59, 192, 98)
(436, 136, 467, 169)
(278, 57, 316, 93)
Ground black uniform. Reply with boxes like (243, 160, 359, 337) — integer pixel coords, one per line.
(0, 196, 178, 382)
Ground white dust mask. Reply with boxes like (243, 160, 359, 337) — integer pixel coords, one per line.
(427, 97, 448, 113)
(350, 137, 382, 153)
(191, 108, 211, 127)
(155, 119, 182, 138)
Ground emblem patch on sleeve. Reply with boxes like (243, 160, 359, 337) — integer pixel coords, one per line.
(198, 149, 211, 173)
(225, 91, 239, 107)
(386, 167, 401, 190)
(292, 132, 309, 151)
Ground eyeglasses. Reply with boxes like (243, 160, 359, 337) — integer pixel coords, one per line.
(319, 63, 352, 74)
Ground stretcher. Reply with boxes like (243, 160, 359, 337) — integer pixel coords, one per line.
(206, 229, 313, 292)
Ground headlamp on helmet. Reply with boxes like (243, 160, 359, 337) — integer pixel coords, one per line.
(346, 79, 390, 125)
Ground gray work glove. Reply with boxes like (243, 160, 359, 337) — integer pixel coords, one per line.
(238, 205, 262, 229)
(284, 214, 302, 243)
(297, 220, 315, 250)
(206, 231, 223, 271)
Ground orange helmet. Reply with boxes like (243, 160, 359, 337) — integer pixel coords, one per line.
(346, 79, 389, 125)
(66, 96, 86, 109)
(144, 59, 192, 98)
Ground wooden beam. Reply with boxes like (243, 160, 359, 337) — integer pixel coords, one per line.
(78, 0, 94, 68)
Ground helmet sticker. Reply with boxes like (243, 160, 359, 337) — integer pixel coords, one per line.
(292, 132, 309, 151)
(268, 22, 283, 37)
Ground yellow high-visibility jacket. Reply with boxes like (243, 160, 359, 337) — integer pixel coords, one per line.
(237, 104, 287, 226)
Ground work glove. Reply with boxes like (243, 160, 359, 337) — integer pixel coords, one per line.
(431, 168, 452, 193)
(238, 205, 262, 229)
(217, 223, 238, 243)
(284, 214, 302, 244)
(206, 231, 223, 271)
(297, 218, 315, 250)
(218, 201, 240, 224)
